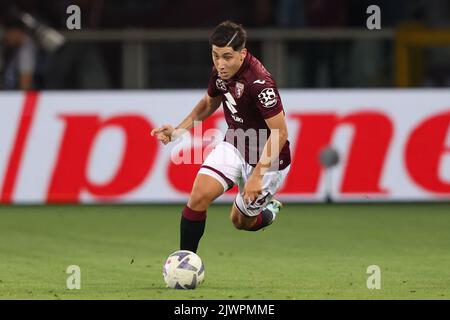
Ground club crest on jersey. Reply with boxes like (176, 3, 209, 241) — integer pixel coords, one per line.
(235, 82, 245, 98)
(258, 88, 278, 108)
(216, 79, 227, 92)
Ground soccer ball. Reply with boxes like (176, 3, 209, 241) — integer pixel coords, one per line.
(162, 250, 205, 289)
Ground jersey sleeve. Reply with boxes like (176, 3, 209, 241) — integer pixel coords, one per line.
(207, 67, 221, 97)
(250, 80, 284, 119)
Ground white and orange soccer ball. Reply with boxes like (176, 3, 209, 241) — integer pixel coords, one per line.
(162, 250, 205, 289)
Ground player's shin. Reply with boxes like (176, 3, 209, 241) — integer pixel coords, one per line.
(180, 205, 207, 253)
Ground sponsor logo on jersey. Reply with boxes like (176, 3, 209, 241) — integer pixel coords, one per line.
(253, 79, 266, 84)
(231, 114, 244, 123)
(216, 79, 227, 92)
(235, 82, 245, 98)
(258, 88, 278, 108)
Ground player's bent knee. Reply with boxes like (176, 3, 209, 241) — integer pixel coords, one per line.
(231, 213, 244, 230)
(188, 191, 213, 211)
(230, 206, 252, 230)
(188, 174, 224, 211)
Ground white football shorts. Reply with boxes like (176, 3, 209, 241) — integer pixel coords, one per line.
(197, 141, 290, 217)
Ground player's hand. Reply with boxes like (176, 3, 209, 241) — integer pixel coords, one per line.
(242, 175, 263, 204)
(151, 124, 175, 145)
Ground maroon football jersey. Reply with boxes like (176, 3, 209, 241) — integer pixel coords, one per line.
(207, 52, 291, 170)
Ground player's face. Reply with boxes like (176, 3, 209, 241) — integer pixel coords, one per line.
(212, 45, 247, 80)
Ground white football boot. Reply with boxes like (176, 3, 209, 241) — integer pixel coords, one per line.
(266, 199, 283, 222)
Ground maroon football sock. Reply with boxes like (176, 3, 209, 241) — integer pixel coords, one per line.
(249, 209, 274, 231)
(180, 205, 207, 253)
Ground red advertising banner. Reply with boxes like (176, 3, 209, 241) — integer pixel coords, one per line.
(0, 90, 449, 203)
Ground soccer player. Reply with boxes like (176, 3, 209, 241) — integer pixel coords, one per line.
(151, 21, 291, 253)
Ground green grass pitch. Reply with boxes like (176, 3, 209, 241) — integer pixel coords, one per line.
(0, 203, 449, 299)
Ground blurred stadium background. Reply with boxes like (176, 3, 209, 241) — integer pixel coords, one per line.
(0, 0, 449, 300)
(2, 0, 450, 90)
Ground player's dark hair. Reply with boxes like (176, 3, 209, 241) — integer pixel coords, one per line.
(209, 21, 246, 51)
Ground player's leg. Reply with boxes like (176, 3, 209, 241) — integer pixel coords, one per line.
(180, 173, 224, 253)
(230, 165, 290, 231)
(231, 196, 279, 231)
(180, 142, 241, 253)
(230, 203, 258, 230)
(187, 173, 224, 211)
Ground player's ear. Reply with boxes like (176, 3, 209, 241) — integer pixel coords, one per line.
(240, 48, 247, 61)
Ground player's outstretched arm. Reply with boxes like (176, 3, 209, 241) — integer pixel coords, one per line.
(175, 93, 222, 131)
(151, 93, 221, 145)
(150, 124, 175, 145)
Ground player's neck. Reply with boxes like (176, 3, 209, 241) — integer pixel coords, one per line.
(231, 52, 249, 80)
